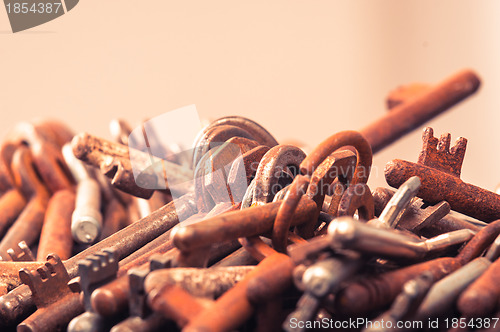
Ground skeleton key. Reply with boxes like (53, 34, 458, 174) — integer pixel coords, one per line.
(67, 249, 119, 332)
(413, 257, 491, 322)
(72, 132, 193, 199)
(372, 186, 484, 237)
(385, 127, 500, 222)
(328, 217, 475, 261)
(18, 254, 83, 332)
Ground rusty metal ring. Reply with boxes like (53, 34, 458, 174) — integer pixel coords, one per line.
(193, 116, 278, 152)
(300, 130, 372, 186)
(252, 145, 306, 206)
(295, 150, 357, 239)
(192, 125, 254, 170)
(272, 175, 310, 253)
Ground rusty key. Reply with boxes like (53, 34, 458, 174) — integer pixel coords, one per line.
(37, 189, 75, 261)
(72, 133, 193, 199)
(18, 254, 83, 332)
(385, 127, 500, 222)
(0, 146, 50, 258)
(360, 69, 480, 153)
(67, 249, 119, 332)
(0, 193, 197, 327)
(457, 233, 500, 318)
(0, 142, 27, 239)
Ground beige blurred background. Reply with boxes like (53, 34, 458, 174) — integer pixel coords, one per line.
(1, 1, 499, 190)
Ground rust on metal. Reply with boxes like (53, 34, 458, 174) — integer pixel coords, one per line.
(385, 128, 500, 222)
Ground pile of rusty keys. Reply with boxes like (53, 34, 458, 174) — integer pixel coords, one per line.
(1, 68, 499, 332)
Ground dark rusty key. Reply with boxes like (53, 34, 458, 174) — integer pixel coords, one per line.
(385, 127, 500, 222)
(172, 196, 316, 254)
(0, 193, 197, 327)
(184, 252, 294, 332)
(334, 256, 462, 316)
(37, 190, 75, 261)
(18, 254, 83, 332)
(457, 233, 500, 318)
(72, 132, 193, 199)
(363, 272, 435, 332)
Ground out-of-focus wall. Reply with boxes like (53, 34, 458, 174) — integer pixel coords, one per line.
(1, 1, 499, 190)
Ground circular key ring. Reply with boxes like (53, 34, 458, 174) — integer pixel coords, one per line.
(239, 145, 307, 260)
(300, 130, 372, 186)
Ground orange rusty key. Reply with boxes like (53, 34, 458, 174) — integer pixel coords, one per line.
(359, 69, 480, 153)
(37, 189, 76, 261)
(0, 193, 198, 327)
(7, 121, 74, 193)
(0, 142, 27, 239)
(0, 146, 50, 258)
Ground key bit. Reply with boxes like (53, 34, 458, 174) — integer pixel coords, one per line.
(18, 255, 85, 332)
(128, 267, 150, 318)
(418, 127, 467, 177)
(373, 187, 481, 236)
(19, 254, 74, 308)
(5, 241, 35, 262)
(77, 249, 119, 311)
(67, 249, 119, 332)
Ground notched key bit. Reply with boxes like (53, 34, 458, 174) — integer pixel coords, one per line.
(67, 249, 119, 332)
(76, 248, 119, 311)
(417, 127, 467, 178)
(19, 254, 72, 308)
(128, 267, 150, 318)
(5, 241, 35, 262)
(18, 254, 84, 332)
